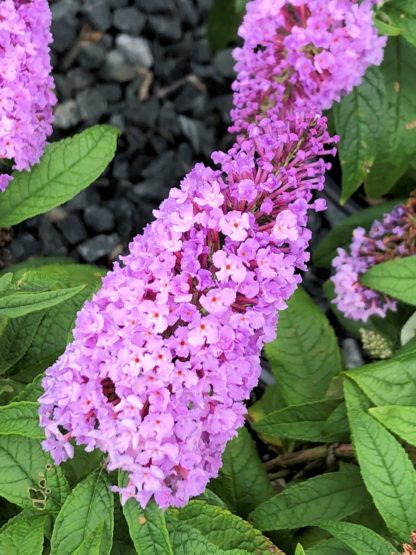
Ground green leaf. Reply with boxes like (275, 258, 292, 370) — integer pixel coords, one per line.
(15, 374, 44, 402)
(0, 511, 45, 555)
(344, 379, 416, 540)
(401, 312, 416, 345)
(51, 470, 114, 555)
(0, 274, 13, 292)
(169, 500, 283, 553)
(265, 288, 343, 405)
(306, 538, 354, 555)
(0, 285, 85, 318)
(209, 427, 274, 518)
(365, 37, 416, 196)
(10, 264, 105, 381)
(167, 521, 240, 555)
(361, 256, 416, 306)
(369, 405, 416, 447)
(0, 401, 43, 439)
(334, 68, 386, 202)
(234, 0, 248, 13)
(295, 545, 306, 555)
(312, 199, 402, 268)
(119, 471, 173, 555)
(73, 522, 105, 555)
(0, 313, 43, 375)
(249, 464, 371, 532)
(316, 521, 396, 555)
(208, 0, 242, 52)
(0, 126, 119, 226)
(380, 0, 416, 48)
(0, 434, 69, 512)
(348, 353, 416, 406)
(252, 399, 349, 443)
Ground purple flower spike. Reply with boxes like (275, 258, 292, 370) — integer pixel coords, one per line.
(231, 0, 386, 134)
(0, 0, 56, 190)
(40, 114, 336, 509)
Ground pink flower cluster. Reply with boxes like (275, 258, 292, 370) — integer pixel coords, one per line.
(230, 0, 386, 133)
(0, 0, 56, 191)
(332, 197, 416, 322)
(40, 114, 335, 508)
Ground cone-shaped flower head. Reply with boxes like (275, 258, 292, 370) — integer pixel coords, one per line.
(40, 114, 335, 509)
(231, 0, 386, 134)
(0, 0, 56, 190)
(332, 194, 416, 322)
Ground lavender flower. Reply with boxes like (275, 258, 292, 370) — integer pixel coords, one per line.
(0, 0, 56, 190)
(40, 114, 335, 509)
(332, 194, 416, 322)
(231, 0, 386, 134)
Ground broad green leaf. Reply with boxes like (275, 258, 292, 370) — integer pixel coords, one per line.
(401, 312, 416, 345)
(295, 545, 306, 555)
(381, 0, 416, 48)
(361, 256, 416, 306)
(249, 465, 371, 532)
(0, 285, 85, 318)
(0, 378, 24, 403)
(344, 379, 416, 540)
(167, 520, 244, 555)
(169, 500, 283, 553)
(11, 264, 105, 381)
(208, 0, 242, 51)
(209, 427, 274, 518)
(0, 126, 119, 226)
(0, 401, 43, 439)
(73, 522, 105, 555)
(334, 68, 385, 202)
(196, 489, 228, 509)
(369, 405, 416, 447)
(15, 373, 44, 402)
(313, 199, 401, 268)
(348, 354, 416, 406)
(0, 313, 43, 375)
(316, 521, 396, 555)
(265, 288, 343, 405)
(252, 400, 349, 443)
(51, 470, 114, 555)
(306, 538, 353, 555)
(235, 0, 248, 13)
(119, 472, 173, 555)
(0, 434, 69, 512)
(0, 511, 45, 555)
(0, 274, 13, 292)
(365, 38, 416, 196)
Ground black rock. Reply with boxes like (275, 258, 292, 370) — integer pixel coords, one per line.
(51, 0, 79, 53)
(84, 205, 115, 233)
(78, 42, 108, 70)
(142, 150, 184, 185)
(116, 34, 154, 67)
(113, 199, 135, 238)
(174, 82, 202, 114)
(134, 0, 173, 14)
(101, 50, 138, 82)
(39, 220, 67, 257)
(77, 88, 108, 124)
(54, 100, 82, 130)
(53, 74, 75, 101)
(148, 15, 181, 41)
(10, 233, 41, 262)
(213, 49, 235, 79)
(95, 83, 123, 103)
(56, 214, 88, 246)
(78, 234, 120, 263)
(66, 189, 101, 212)
(114, 7, 146, 35)
(83, 0, 112, 32)
(158, 102, 181, 136)
(110, 0, 128, 7)
(67, 68, 95, 91)
(123, 97, 160, 128)
(175, 0, 199, 26)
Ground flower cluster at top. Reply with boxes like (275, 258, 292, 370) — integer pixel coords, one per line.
(230, 0, 386, 134)
(40, 114, 335, 508)
(0, 0, 56, 191)
(332, 194, 416, 322)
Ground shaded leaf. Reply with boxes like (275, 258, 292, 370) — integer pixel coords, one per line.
(344, 379, 416, 540)
(369, 405, 416, 447)
(0, 401, 43, 439)
(50, 470, 114, 555)
(0, 285, 85, 318)
(316, 521, 396, 555)
(265, 288, 343, 405)
(361, 256, 416, 306)
(381, 0, 416, 48)
(0, 126, 119, 226)
(210, 427, 274, 518)
(0, 511, 45, 555)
